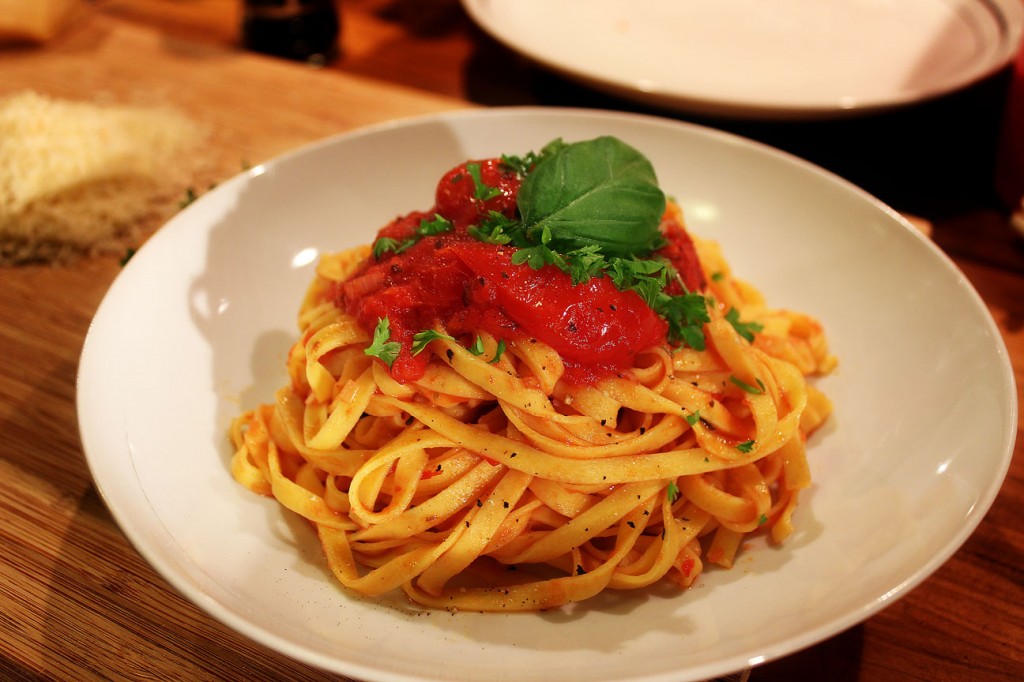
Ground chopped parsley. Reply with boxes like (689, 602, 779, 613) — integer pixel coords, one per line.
(499, 138, 567, 178)
(466, 336, 486, 356)
(418, 214, 454, 235)
(179, 186, 197, 209)
(411, 330, 455, 355)
(510, 225, 566, 270)
(666, 480, 680, 503)
(372, 236, 412, 260)
(464, 335, 506, 363)
(366, 137, 723, 378)
(724, 307, 763, 343)
(364, 317, 401, 367)
(371, 213, 453, 260)
(462, 137, 715, 351)
(736, 440, 755, 453)
(655, 291, 710, 350)
(489, 339, 507, 364)
(467, 211, 517, 245)
(466, 161, 502, 201)
(730, 376, 766, 395)
(562, 244, 606, 285)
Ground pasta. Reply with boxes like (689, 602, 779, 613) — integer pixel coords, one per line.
(229, 137, 835, 611)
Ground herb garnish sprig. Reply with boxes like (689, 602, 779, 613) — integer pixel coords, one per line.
(366, 136, 761, 356)
(479, 136, 714, 350)
(373, 213, 454, 259)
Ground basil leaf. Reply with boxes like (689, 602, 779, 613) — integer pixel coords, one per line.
(517, 136, 665, 258)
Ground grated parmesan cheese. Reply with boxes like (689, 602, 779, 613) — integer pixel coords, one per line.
(0, 91, 209, 264)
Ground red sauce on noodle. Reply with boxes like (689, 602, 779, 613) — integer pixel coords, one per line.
(335, 158, 704, 385)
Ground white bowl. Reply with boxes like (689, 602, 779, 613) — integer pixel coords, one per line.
(77, 107, 1017, 682)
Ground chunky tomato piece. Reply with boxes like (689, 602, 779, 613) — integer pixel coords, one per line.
(374, 210, 433, 244)
(450, 240, 668, 382)
(337, 156, 707, 385)
(339, 225, 669, 384)
(340, 231, 473, 382)
(435, 158, 521, 228)
(656, 212, 706, 293)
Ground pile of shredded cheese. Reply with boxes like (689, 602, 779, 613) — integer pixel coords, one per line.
(0, 91, 209, 264)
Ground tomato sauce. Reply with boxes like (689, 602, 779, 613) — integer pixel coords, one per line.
(335, 158, 703, 385)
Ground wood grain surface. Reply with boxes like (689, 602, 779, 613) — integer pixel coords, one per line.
(0, 6, 458, 681)
(1, 2, 1021, 681)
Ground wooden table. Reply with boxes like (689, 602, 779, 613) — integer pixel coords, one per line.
(2, 2, 1021, 680)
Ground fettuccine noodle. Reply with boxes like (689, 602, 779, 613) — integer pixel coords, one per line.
(229, 196, 835, 611)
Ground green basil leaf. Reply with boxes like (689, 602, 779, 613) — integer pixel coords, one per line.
(517, 136, 665, 258)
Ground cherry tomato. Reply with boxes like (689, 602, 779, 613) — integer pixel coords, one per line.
(434, 158, 521, 228)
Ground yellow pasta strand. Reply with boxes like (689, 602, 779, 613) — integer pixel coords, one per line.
(229, 216, 834, 612)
